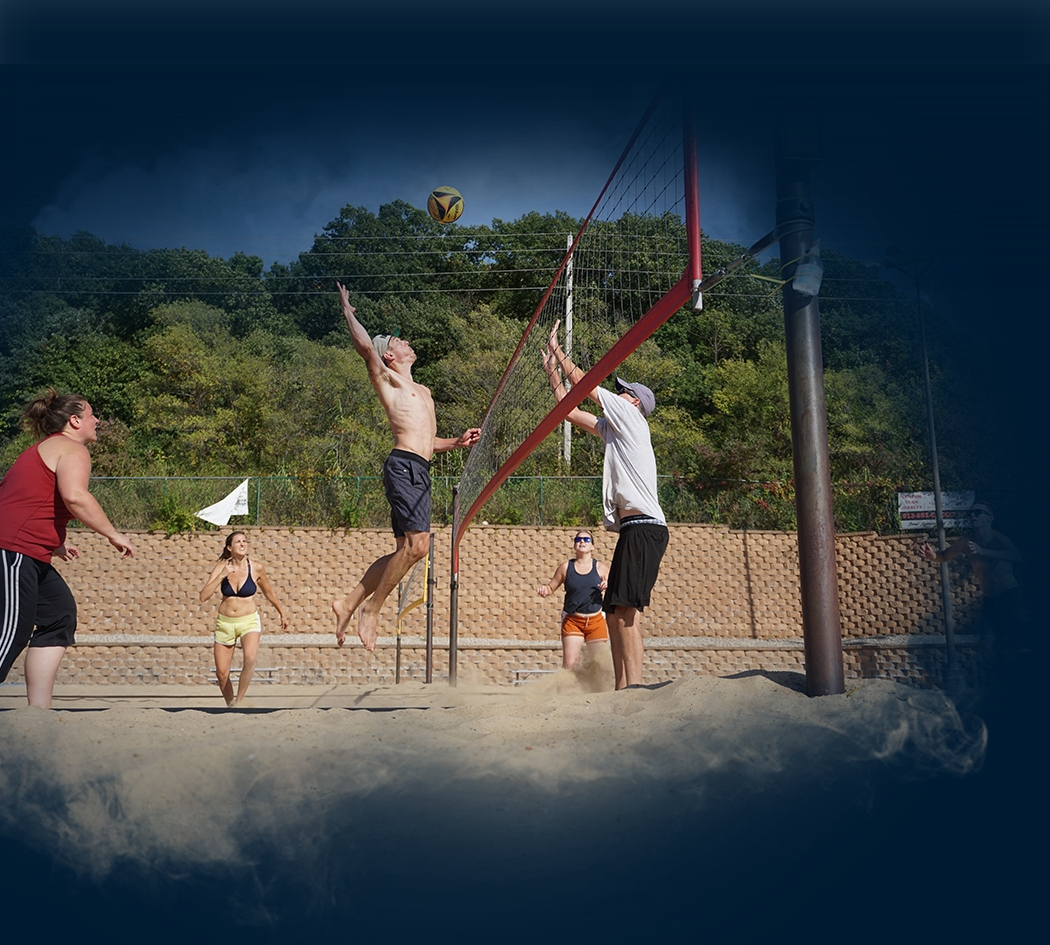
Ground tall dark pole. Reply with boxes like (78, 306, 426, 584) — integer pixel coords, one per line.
(776, 132, 845, 697)
(448, 487, 460, 687)
(884, 250, 956, 670)
(916, 281, 957, 670)
(425, 532, 435, 684)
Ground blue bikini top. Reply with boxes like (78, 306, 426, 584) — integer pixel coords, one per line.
(221, 559, 257, 598)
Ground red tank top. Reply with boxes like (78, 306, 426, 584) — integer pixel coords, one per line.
(0, 437, 74, 562)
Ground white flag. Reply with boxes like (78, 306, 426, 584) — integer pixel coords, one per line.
(195, 479, 250, 527)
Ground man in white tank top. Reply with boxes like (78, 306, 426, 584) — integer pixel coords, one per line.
(544, 323, 669, 689)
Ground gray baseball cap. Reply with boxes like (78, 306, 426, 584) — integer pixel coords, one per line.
(372, 330, 400, 360)
(615, 378, 655, 417)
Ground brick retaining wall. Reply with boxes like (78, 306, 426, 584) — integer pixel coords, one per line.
(3, 525, 985, 689)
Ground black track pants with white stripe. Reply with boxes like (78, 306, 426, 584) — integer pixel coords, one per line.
(0, 549, 77, 683)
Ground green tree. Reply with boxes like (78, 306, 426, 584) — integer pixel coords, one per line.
(3, 230, 286, 338)
(276, 200, 486, 339)
(483, 210, 582, 322)
(130, 302, 276, 472)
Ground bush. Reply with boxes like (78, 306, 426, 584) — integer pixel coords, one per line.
(149, 495, 203, 535)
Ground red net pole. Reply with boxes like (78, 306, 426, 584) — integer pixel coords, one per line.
(684, 103, 703, 304)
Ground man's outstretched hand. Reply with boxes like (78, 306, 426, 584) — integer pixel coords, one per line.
(457, 428, 482, 449)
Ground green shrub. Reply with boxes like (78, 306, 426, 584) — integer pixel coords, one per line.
(150, 495, 203, 535)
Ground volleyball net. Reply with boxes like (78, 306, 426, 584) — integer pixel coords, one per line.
(455, 92, 706, 554)
(445, 90, 785, 682)
(454, 89, 788, 555)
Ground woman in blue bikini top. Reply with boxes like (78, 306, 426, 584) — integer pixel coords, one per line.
(221, 558, 257, 598)
(200, 531, 285, 620)
(199, 531, 287, 704)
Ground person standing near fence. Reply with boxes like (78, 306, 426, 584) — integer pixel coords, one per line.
(0, 390, 136, 707)
(537, 530, 611, 672)
(918, 501, 1028, 672)
(200, 530, 287, 706)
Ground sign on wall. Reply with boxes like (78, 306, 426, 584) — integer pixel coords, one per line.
(897, 491, 975, 530)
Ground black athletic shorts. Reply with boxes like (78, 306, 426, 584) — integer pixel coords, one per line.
(603, 516, 669, 613)
(0, 549, 78, 683)
(382, 449, 432, 537)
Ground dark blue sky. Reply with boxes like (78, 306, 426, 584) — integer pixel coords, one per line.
(3, 4, 1046, 311)
(3, 2, 1047, 516)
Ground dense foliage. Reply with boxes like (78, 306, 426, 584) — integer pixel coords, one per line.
(0, 204, 986, 532)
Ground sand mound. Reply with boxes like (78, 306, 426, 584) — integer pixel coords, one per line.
(0, 676, 985, 882)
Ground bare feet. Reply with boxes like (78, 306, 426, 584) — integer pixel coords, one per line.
(357, 607, 379, 652)
(333, 598, 354, 646)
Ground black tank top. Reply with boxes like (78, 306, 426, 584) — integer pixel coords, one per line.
(562, 559, 603, 615)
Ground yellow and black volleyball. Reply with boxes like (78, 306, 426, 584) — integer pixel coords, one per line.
(427, 186, 464, 224)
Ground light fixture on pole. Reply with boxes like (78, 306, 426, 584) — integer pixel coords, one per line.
(883, 246, 956, 670)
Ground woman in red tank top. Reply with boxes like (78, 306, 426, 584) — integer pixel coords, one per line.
(0, 390, 136, 706)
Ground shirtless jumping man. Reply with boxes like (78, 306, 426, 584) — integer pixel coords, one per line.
(333, 282, 480, 651)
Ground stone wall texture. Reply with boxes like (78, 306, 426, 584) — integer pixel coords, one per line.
(4, 525, 985, 689)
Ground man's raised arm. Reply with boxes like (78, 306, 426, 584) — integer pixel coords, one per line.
(544, 322, 600, 435)
(545, 319, 600, 405)
(338, 282, 382, 373)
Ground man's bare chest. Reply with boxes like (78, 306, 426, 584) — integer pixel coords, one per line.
(387, 382, 435, 420)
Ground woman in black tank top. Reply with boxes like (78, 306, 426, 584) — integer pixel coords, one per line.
(537, 531, 613, 683)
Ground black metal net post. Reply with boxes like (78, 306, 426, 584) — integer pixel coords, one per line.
(776, 123, 845, 697)
(448, 487, 460, 687)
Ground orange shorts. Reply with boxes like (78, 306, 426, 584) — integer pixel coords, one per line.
(561, 611, 609, 643)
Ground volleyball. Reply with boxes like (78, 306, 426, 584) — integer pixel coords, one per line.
(427, 186, 463, 224)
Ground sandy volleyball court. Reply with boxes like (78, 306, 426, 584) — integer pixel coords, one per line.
(2, 669, 1017, 942)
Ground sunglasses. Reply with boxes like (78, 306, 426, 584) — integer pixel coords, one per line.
(574, 536, 593, 543)
(969, 509, 989, 517)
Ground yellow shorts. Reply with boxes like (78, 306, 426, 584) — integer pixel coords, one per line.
(215, 612, 261, 646)
(561, 611, 609, 643)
